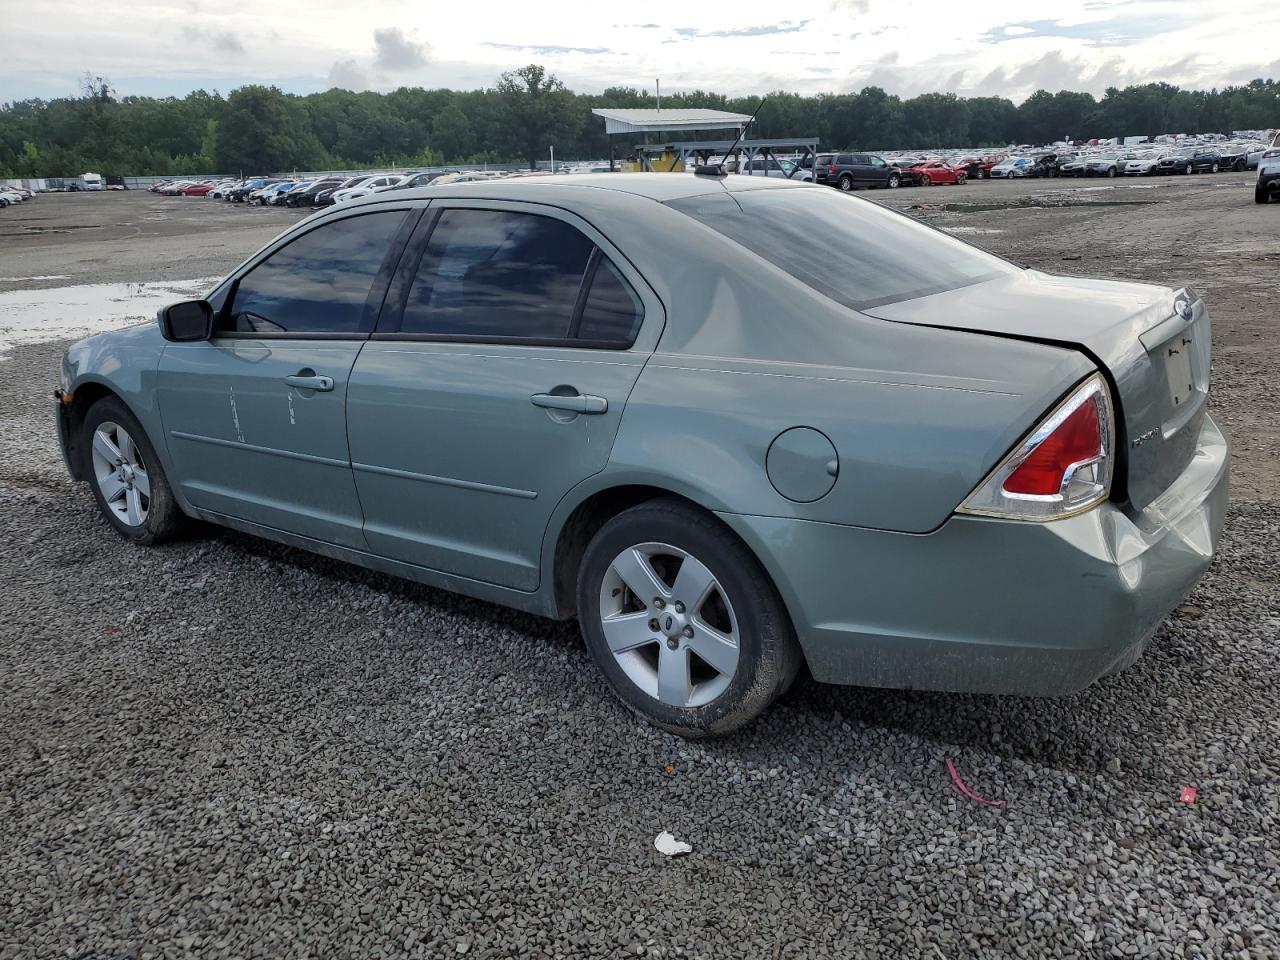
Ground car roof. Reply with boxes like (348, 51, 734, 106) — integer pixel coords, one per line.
(344, 171, 801, 207)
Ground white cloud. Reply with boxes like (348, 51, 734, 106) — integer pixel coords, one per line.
(0, 0, 1275, 103)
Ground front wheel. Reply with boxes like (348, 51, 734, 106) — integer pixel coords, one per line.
(837, 174, 854, 192)
(1235, 159, 1245, 172)
(918, 174, 931, 187)
(577, 498, 802, 737)
(84, 397, 186, 545)
(1211, 163, 1219, 173)
(1185, 164, 1193, 175)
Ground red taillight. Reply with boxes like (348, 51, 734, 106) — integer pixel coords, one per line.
(828, 163, 837, 174)
(958, 374, 1114, 521)
(1002, 399, 1101, 495)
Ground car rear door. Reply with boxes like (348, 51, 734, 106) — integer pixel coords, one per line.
(156, 207, 417, 548)
(345, 200, 663, 591)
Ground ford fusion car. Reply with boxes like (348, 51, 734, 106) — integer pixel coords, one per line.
(54, 174, 1228, 736)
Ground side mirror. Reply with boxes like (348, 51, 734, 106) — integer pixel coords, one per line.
(159, 299, 214, 342)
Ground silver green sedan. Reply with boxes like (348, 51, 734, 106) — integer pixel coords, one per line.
(55, 174, 1228, 736)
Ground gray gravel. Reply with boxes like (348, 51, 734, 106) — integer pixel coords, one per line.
(2, 186, 1279, 959)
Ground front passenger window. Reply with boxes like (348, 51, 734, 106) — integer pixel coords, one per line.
(223, 211, 406, 334)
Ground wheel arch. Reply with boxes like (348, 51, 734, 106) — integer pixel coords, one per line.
(544, 480, 798, 645)
(61, 380, 129, 480)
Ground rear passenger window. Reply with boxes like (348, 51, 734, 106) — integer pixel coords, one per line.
(395, 208, 642, 347)
(222, 211, 405, 334)
(578, 259, 644, 344)
(400, 209, 592, 339)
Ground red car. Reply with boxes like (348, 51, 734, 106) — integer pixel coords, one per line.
(179, 183, 214, 196)
(912, 160, 967, 186)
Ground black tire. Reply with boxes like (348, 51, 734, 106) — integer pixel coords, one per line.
(1211, 163, 1219, 174)
(1235, 159, 1245, 172)
(1258, 186, 1270, 204)
(83, 396, 187, 545)
(887, 172, 900, 189)
(1184, 164, 1193, 175)
(576, 498, 802, 738)
(837, 174, 854, 192)
(1107, 166, 1117, 178)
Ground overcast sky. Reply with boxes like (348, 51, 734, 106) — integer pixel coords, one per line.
(2, 0, 1276, 104)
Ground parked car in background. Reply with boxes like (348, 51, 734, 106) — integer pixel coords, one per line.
(1246, 144, 1270, 169)
(1157, 150, 1197, 175)
(1187, 149, 1222, 173)
(1256, 139, 1280, 203)
(287, 178, 344, 206)
(53, 173, 1228, 736)
(1026, 153, 1067, 178)
(180, 182, 216, 196)
(0, 189, 23, 207)
(271, 181, 313, 206)
(911, 160, 966, 186)
(1124, 154, 1162, 176)
(1218, 146, 1251, 172)
(332, 174, 400, 203)
(814, 153, 901, 190)
(78, 172, 104, 191)
(989, 157, 1031, 178)
(1057, 156, 1090, 177)
(378, 172, 451, 192)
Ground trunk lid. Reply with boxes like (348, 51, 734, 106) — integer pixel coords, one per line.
(864, 270, 1210, 511)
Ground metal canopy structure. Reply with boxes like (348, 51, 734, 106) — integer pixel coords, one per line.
(590, 108, 753, 137)
(633, 137, 820, 179)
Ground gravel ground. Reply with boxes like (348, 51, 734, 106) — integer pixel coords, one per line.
(1, 186, 1278, 959)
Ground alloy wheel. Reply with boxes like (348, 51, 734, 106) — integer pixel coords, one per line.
(598, 542, 740, 708)
(91, 421, 150, 527)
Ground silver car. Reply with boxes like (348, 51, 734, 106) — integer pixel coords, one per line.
(55, 174, 1228, 736)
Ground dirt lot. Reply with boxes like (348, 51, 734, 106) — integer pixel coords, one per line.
(1, 182, 1277, 959)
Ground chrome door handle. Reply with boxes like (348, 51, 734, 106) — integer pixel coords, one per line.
(530, 393, 608, 415)
(284, 373, 334, 392)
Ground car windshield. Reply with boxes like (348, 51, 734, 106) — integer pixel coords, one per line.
(668, 188, 1017, 311)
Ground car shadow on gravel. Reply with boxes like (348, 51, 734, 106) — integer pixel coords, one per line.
(206, 521, 1177, 778)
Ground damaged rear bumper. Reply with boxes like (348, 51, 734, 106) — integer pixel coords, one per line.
(717, 414, 1229, 696)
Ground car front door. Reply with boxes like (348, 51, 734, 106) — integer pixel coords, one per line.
(156, 207, 416, 548)
(346, 201, 662, 591)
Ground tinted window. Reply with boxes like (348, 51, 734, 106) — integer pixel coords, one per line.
(223, 211, 405, 334)
(668, 189, 1017, 311)
(400, 209, 594, 339)
(838, 154, 855, 165)
(578, 259, 644, 344)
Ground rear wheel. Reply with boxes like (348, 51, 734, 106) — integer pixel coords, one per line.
(1235, 158, 1246, 172)
(1211, 162, 1220, 173)
(1107, 166, 1117, 178)
(1258, 186, 1271, 204)
(84, 397, 186, 545)
(919, 174, 931, 186)
(1184, 163, 1193, 175)
(577, 498, 801, 737)
(887, 172, 900, 189)
(838, 174, 854, 192)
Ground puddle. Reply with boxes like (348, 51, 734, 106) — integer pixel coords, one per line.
(0, 277, 220, 358)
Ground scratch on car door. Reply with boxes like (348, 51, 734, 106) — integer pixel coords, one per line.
(229, 386, 245, 443)
(288, 393, 296, 425)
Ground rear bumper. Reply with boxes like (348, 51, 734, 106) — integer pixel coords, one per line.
(717, 413, 1229, 696)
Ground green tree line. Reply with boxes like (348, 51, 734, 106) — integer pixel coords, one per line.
(1, 67, 1277, 178)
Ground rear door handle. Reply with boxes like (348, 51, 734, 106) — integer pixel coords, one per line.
(284, 373, 334, 392)
(530, 393, 608, 415)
